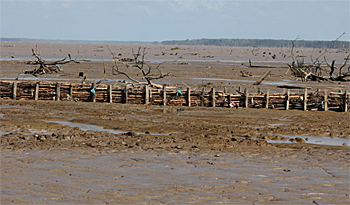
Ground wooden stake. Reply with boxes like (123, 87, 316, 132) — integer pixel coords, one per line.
(201, 88, 205, 106)
(324, 90, 328, 111)
(56, 83, 60, 101)
(91, 83, 96, 102)
(12, 82, 17, 100)
(144, 85, 149, 105)
(244, 89, 249, 108)
(108, 84, 112, 103)
(303, 88, 308, 111)
(228, 88, 232, 105)
(187, 87, 191, 107)
(344, 91, 348, 112)
(34, 82, 39, 100)
(285, 89, 290, 110)
(211, 87, 215, 107)
(69, 84, 73, 100)
(265, 90, 270, 109)
(124, 85, 128, 104)
(163, 85, 166, 106)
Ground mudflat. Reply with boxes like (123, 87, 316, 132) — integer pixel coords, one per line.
(1, 41, 349, 204)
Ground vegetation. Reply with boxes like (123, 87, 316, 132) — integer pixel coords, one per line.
(161, 38, 349, 49)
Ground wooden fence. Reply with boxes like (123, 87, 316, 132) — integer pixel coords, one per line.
(0, 80, 348, 112)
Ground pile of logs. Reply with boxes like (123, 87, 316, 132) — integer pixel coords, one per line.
(0, 80, 348, 112)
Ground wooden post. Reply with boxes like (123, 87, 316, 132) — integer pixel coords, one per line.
(265, 90, 270, 109)
(91, 83, 96, 102)
(56, 83, 60, 101)
(69, 84, 73, 100)
(211, 87, 215, 107)
(303, 88, 308, 111)
(162, 85, 166, 106)
(224, 87, 227, 94)
(144, 85, 149, 105)
(244, 90, 249, 108)
(108, 85, 112, 103)
(201, 88, 205, 106)
(187, 87, 191, 107)
(124, 85, 128, 104)
(12, 82, 17, 100)
(323, 90, 328, 111)
(344, 91, 348, 112)
(285, 89, 290, 110)
(34, 82, 39, 100)
(228, 88, 232, 106)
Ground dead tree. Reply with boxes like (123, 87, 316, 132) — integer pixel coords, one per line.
(287, 34, 350, 82)
(24, 48, 80, 76)
(107, 46, 169, 88)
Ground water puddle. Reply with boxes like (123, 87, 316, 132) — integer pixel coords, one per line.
(193, 77, 350, 88)
(0, 105, 33, 109)
(45, 121, 169, 136)
(268, 134, 349, 147)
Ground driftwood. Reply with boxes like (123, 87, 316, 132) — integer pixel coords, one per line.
(106, 46, 170, 88)
(24, 48, 80, 76)
(253, 70, 271, 85)
(288, 34, 350, 82)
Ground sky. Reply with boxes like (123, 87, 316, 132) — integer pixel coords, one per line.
(0, 0, 349, 42)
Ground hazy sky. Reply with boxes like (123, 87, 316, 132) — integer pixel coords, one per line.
(1, 0, 349, 41)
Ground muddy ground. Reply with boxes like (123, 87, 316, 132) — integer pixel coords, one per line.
(0, 41, 350, 204)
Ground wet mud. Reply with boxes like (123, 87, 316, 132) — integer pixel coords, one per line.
(1, 42, 350, 204)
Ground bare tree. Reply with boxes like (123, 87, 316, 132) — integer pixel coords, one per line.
(106, 46, 169, 88)
(287, 34, 350, 82)
(24, 47, 80, 76)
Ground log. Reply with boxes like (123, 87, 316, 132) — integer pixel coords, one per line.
(253, 70, 271, 85)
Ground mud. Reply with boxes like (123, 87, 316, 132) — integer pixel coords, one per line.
(1, 41, 350, 204)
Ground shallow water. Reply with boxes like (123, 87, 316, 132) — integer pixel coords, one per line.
(268, 134, 349, 147)
(45, 121, 169, 136)
(193, 77, 350, 88)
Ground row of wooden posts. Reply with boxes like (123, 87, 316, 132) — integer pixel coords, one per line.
(0, 80, 349, 112)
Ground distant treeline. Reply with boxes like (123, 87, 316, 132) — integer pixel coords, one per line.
(0, 38, 152, 45)
(1, 37, 349, 49)
(161, 38, 349, 49)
